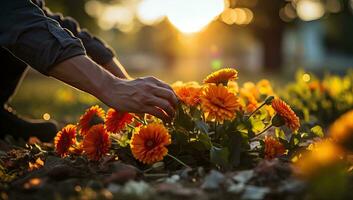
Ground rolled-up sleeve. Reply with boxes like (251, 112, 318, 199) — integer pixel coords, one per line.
(0, 0, 86, 75)
(39, 2, 115, 65)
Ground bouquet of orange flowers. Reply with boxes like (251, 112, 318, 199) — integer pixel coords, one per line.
(54, 68, 323, 170)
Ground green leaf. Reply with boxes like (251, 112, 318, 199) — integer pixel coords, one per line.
(198, 133, 212, 150)
(311, 125, 324, 138)
(195, 120, 209, 134)
(275, 128, 287, 141)
(190, 107, 202, 120)
(210, 146, 229, 168)
(174, 103, 194, 131)
(172, 130, 189, 145)
(250, 117, 266, 132)
(227, 132, 242, 167)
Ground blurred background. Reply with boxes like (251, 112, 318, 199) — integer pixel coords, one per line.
(11, 0, 353, 123)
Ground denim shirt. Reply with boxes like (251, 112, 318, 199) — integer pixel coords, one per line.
(0, 0, 114, 75)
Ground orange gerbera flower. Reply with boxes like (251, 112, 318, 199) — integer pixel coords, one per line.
(105, 108, 134, 133)
(130, 123, 171, 164)
(329, 110, 353, 151)
(54, 124, 77, 157)
(203, 68, 238, 85)
(264, 136, 286, 160)
(174, 85, 202, 107)
(78, 105, 105, 136)
(271, 98, 300, 132)
(200, 84, 240, 122)
(83, 124, 111, 161)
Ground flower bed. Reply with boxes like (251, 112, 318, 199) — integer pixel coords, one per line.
(1, 69, 353, 200)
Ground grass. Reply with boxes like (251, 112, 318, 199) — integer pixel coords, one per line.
(10, 71, 105, 125)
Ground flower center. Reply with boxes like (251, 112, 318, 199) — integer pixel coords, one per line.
(146, 140, 154, 148)
(89, 114, 104, 126)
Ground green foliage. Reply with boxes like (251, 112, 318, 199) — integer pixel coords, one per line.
(210, 146, 229, 168)
(281, 70, 353, 127)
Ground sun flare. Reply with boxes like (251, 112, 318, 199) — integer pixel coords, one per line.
(137, 0, 225, 34)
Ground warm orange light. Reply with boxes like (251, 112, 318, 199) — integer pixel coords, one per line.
(166, 0, 224, 34)
(137, 0, 165, 25)
(296, 0, 325, 21)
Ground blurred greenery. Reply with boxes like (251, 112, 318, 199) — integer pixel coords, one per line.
(10, 72, 105, 124)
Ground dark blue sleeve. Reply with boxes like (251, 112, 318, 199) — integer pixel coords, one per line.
(0, 0, 86, 75)
(35, 0, 115, 65)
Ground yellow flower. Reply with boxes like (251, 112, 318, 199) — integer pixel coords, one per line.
(172, 81, 200, 90)
(200, 84, 240, 122)
(130, 123, 171, 164)
(256, 79, 274, 96)
(329, 110, 353, 151)
(271, 98, 300, 132)
(240, 90, 258, 113)
(203, 68, 238, 85)
(240, 82, 259, 100)
(227, 80, 239, 94)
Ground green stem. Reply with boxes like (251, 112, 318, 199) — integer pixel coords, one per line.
(214, 121, 217, 139)
(250, 124, 273, 141)
(167, 154, 191, 169)
(134, 116, 147, 125)
(247, 101, 267, 120)
(127, 124, 135, 129)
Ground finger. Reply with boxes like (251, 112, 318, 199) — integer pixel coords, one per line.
(147, 96, 175, 118)
(149, 77, 175, 92)
(144, 106, 169, 121)
(153, 87, 178, 108)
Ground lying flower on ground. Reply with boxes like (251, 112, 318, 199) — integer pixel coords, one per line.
(83, 124, 111, 161)
(54, 124, 77, 157)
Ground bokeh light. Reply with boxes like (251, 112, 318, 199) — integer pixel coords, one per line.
(220, 8, 254, 25)
(296, 0, 325, 21)
(43, 113, 51, 121)
(137, 0, 165, 25)
(302, 73, 311, 82)
(211, 59, 222, 70)
(165, 0, 224, 34)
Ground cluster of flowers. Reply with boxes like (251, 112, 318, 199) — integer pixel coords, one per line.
(54, 68, 303, 167)
(172, 68, 300, 163)
(282, 70, 353, 125)
(54, 106, 171, 164)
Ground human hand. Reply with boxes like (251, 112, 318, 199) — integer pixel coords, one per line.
(102, 76, 178, 121)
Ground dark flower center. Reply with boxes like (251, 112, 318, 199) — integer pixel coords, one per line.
(146, 140, 154, 148)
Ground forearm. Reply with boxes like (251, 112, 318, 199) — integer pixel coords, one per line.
(102, 57, 131, 79)
(48, 55, 118, 104)
(48, 55, 177, 121)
